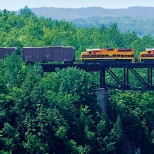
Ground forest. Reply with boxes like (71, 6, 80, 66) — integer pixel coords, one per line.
(1, 7, 154, 154)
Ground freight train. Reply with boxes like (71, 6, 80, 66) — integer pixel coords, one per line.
(1, 46, 154, 63)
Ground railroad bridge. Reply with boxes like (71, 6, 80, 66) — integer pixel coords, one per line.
(41, 62, 154, 115)
(41, 62, 154, 90)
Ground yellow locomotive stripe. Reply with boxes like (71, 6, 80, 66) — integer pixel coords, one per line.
(80, 58, 134, 60)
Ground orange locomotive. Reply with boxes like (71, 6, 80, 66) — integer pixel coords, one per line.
(139, 48, 154, 62)
(80, 48, 135, 63)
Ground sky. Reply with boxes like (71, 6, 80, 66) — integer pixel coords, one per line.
(1, 0, 154, 11)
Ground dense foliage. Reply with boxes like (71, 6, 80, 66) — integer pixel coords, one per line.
(1, 7, 154, 153)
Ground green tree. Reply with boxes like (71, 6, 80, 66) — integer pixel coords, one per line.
(110, 115, 125, 154)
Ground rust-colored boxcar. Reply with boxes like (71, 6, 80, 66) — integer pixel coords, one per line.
(22, 46, 75, 63)
(0, 47, 17, 58)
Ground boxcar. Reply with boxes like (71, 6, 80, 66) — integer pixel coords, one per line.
(22, 46, 75, 63)
(0, 47, 17, 59)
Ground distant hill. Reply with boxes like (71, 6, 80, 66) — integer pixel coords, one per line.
(29, 6, 154, 37)
(31, 6, 154, 20)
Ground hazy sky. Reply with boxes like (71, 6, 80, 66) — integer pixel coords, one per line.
(1, 0, 154, 11)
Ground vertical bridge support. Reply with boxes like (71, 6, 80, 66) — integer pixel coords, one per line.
(97, 68, 108, 114)
(97, 88, 108, 114)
